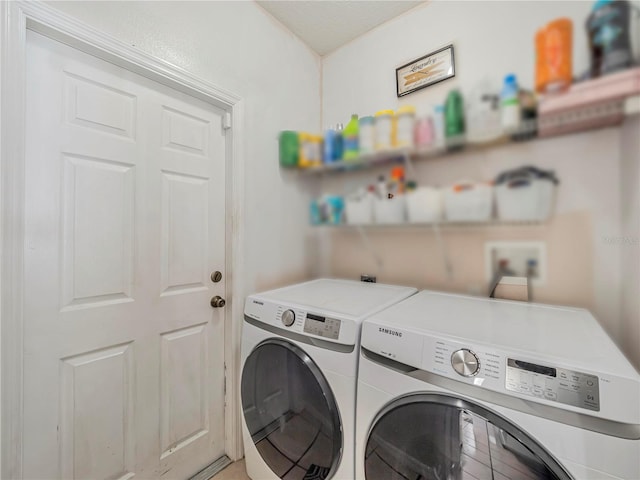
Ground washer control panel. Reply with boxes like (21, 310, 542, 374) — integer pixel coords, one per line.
(303, 313, 341, 340)
(506, 358, 600, 411)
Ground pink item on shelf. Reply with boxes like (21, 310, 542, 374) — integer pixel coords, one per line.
(414, 116, 435, 147)
(538, 67, 640, 137)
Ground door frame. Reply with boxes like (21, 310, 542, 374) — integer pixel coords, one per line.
(0, 2, 246, 477)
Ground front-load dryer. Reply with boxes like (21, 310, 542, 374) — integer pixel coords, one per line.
(356, 291, 640, 479)
(241, 279, 416, 480)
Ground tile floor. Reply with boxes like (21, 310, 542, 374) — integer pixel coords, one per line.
(210, 459, 250, 480)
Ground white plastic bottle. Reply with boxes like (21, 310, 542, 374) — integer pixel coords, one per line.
(500, 74, 520, 133)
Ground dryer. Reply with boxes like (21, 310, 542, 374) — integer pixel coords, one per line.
(356, 291, 640, 479)
(241, 279, 416, 480)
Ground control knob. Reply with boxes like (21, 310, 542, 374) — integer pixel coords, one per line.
(281, 309, 295, 327)
(451, 349, 480, 377)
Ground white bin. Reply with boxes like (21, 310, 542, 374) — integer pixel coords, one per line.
(496, 178, 556, 221)
(345, 194, 374, 225)
(444, 182, 493, 222)
(373, 196, 406, 224)
(406, 187, 443, 223)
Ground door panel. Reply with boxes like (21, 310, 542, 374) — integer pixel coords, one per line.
(24, 30, 226, 479)
(60, 344, 135, 480)
(61, 154, 135, 307)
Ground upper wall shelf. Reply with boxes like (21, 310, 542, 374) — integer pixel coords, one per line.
(297, 67, 640, 176)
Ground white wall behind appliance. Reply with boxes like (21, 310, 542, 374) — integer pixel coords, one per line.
(320, 0, 636, 365)
(47, 1, 322, 294)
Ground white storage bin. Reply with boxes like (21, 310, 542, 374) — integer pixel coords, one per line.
(496, 178, 556, 221)
(406, 187, 443, 223)
(345, 194, 374, 225)
(444, 182, 493, 222)
(373, 196, 406, 224)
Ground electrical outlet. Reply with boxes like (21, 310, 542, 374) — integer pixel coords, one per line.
(361, 275, 377, 283)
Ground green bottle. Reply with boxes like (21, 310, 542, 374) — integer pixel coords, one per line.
(279, 130, 299, 168)
(445, 90, 465, 149)
(343, 114, 360, 160)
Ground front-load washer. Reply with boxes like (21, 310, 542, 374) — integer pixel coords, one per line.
(241, 279, 417, 480)
(356, 291, 640, 479)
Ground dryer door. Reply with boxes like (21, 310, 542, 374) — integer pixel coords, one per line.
(365, 393, 572, 480)
(241, 338, 342, 479)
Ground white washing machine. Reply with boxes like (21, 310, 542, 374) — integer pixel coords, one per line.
(356, 291, 640, 480)
(241, 279, 417, 480)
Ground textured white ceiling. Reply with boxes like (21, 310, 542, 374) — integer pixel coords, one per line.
(256, 0, 426, 56)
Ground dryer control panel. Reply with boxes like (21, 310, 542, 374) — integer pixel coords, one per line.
(505, 358, 600, 411)
(244, 297, 357, 346)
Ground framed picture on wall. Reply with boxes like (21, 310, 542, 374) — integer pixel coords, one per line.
(396, 45, 455, 97)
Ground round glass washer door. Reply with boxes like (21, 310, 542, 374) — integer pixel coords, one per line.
(365, 393, 572, 480)
(241, 338, 343, 480)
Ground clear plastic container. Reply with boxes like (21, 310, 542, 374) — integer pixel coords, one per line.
(373, 195, 406, 224)
(374, 110, 395, 151)
(432, 105, 445, 148)
(345, 192, 374, 225)
(395, 105, 416, 148)
(444, 182, 494, 222)
(406, 187, 443, 223)
(466, 79, 502, 143)
(358, 116, 375, 154)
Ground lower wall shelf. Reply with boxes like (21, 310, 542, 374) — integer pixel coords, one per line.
(316, 220, 548, 230)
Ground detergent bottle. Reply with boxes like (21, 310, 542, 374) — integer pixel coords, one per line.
(343, 114, 360, 160)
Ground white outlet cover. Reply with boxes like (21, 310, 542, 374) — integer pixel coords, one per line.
(484, 241, 547, 287)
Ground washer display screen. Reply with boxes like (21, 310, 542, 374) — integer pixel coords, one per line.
(304, 314, 341, 340)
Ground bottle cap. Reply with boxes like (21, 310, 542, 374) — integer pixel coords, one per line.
(336, 123, 344, 130)
(505, 74, 517, 84)
(375, 109, 395, 117)
(397, 105, 416, 115)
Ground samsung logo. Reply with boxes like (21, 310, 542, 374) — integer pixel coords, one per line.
(252, 300, 264, 305)
(379, 327, 402, 337)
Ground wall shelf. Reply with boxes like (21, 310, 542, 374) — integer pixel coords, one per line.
(294, 67, 640, 176)
(317, 220, 547, 230)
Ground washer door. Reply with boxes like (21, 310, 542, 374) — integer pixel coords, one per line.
(365, 393, 572, 480)
(241, 338, 342, 479)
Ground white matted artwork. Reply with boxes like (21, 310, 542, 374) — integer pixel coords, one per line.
(485, 241, 547, 287)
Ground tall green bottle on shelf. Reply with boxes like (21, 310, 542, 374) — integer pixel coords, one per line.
(343, 114, 359, 160)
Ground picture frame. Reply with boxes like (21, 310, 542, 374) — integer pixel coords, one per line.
(396, 44, 455, 97)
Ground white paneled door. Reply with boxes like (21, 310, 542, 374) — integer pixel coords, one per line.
(23, 31, 227, 479)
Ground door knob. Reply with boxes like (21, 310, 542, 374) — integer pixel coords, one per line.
(210, 296, 226, 308)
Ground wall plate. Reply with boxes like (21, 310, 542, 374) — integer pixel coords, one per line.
(485, 241, 547, 287)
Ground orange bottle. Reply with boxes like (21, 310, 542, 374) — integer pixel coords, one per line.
(536, 18, 573, 93)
